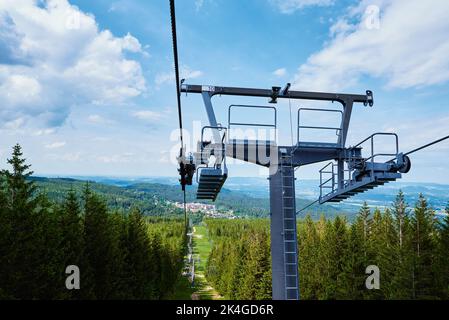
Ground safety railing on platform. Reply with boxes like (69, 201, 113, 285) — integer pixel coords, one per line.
(348, 132, 399, 178)
(297, 108, 343, 146)
(228, 104, 277, 142)
(319, 132, 399, 200)
(200, 125, 227, 166)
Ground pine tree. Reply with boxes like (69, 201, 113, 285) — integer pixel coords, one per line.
(390, 191, 414, 299)
(436, 202, 449, 298)
(318, 216, 348, 299)
(366, 208, 395, 299)
(2, 144, 40, 298)
(149, 232, 163, 299)
(82, 183, 114, 299)
(0, 168, 11, 298)
(392, 190, 408, 248)
(59, 189, 84, 299)
(411, 194, 437, 299)
(358, 202, 371, 246)
(340, 222, 365, 299)
(298, 215, 320, 299)
(108, 211, 130, 299)
(126, 208, 152, 299)
(333, 216, 349, 300)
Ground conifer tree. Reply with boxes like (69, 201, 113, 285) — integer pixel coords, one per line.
(2, 144, 40, 298)
(126, 208, 152, 299)
(392, 190, 408, 248)
(82, 183, 114, 299)
(411, 194, 437, 299)
(149, 232, 163, 299)
(298, 215, 320, 299)
(436, 202, 449, 298)
(108, 211, 130, 299)
(390, 191, 414, 299)
(341, 222, 365, 299)
(59, 189, 84, 299)
(358, 202, 371, 246)
(0, 168, 11, 298)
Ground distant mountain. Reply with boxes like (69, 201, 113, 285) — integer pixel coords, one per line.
(32, 176, 345, 220)
(40, 175, 449, 220)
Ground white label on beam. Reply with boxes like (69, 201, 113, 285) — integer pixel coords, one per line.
(202, 85, 215, 92)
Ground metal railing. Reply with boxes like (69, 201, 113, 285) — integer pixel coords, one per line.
(200, 125, 227, 166)
(319, 132, 399, 199)
(297, 108, 343, 146)
(319, 162, 335, 199)
(348, 132, 399, 178)
(228, 104, 277, 141)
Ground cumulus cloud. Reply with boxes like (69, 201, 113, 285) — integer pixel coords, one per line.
(0, 0, 147, 129)
(291, 0, 449, 92)
(87, 114, 114, 125)
(273, 68, 287, 77)
(271, 0, 334, 14)
(195, 0, 204, 11)
(45, 141, 66, 149)
(132, 110, 164, 122)
(155, 66, 203, 86)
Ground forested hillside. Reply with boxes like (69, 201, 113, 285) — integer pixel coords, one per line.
(2, 144, 448, 300)
(0, 145, 186, 299)
(32, 177, 343, 219)
(205, 195, 449, 299)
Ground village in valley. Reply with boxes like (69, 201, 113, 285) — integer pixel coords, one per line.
(173, 202, 237, 219)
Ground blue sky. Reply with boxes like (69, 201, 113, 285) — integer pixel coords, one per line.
(0, 0, 449, 183)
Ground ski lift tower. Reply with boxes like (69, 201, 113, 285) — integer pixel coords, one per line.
(178, 83, 411, 300)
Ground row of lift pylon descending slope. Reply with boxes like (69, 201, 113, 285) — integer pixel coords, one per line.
(177, 82, 412, 300)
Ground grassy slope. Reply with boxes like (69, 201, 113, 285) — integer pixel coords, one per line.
(192, 225, 223, 300)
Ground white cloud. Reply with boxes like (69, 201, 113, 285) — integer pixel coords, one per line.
(33, 128, 55, 136)
(87, 114, 114, 125)
(46, 151, 82, 162)
(291, 0, 449, 92)
(271, 0, 334, 14)
(155, 66, 203, 86)
(132, 110, 164, 122)
(195, 0, 204, 11)
(273, 68, 287, 77)
(45, 141, 66, 149)
(0, 0, 147, 129)
(3, 117, 25, 130)
(96, 153, 134, 163)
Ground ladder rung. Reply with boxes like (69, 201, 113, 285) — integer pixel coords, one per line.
(286, 287, 298, 290)
(284, 240, 296, 242)
(285, 251, 297, 254)
(286, 263, 297, 265)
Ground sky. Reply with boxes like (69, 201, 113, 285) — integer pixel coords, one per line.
(0, 0, 449, 183)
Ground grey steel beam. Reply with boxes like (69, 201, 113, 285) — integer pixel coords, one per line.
(201, 92, 222, 144)
(181, 83, 372, 105)
(338, 100, 354, 147)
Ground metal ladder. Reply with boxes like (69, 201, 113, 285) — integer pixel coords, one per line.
(279, 152, 299, 300)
